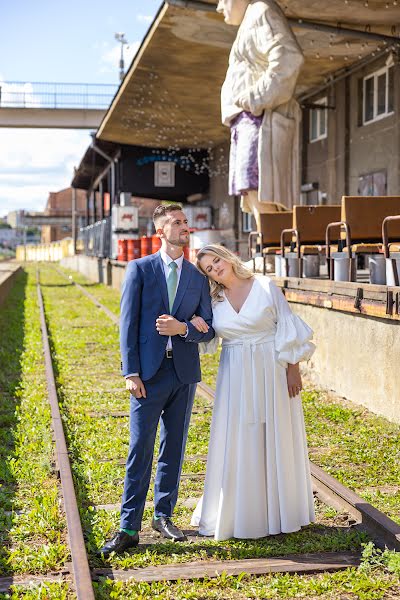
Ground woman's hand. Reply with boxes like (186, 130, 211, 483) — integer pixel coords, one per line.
(287, 363, 302, 398)
(190, 316, 209, 333)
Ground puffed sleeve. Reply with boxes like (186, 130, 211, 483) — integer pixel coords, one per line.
(270, 279, 315, 367)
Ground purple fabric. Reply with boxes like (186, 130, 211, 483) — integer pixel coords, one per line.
(229, 111, 263, 196)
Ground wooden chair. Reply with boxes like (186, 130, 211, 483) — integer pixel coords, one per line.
(382, 214, 400, 286)
(326, 196, 400, 280)
(248, 212, 293, 274)
(279, 205, 341, 278)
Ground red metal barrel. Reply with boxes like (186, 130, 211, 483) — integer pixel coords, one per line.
(152, 234, 162, 253)
(117, 239, 128, 262)
(127, 240, 135, 261)
(140, 236, 152, 257)
(133, 239, 141, 259)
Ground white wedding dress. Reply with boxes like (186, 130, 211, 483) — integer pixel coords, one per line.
(191, 275, 316, 540)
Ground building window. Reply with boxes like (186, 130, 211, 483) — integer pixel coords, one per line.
(309, 97, 328, 143)
(362, 65, 394, 125)
(242, 211, 254, 233)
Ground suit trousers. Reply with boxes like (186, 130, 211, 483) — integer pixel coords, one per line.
(120, 356, 196, 530)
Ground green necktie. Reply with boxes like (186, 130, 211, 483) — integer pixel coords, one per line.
(167, 261, 178, 312)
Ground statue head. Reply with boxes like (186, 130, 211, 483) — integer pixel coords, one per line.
(216, 0, 250, 26)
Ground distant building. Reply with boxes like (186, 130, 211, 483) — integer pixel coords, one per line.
(41, 187, 87, 243)
(7, 210, 25, 229)
(0, 227, 22, 249)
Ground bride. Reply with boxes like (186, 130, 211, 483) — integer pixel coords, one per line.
(190, 244, 316, 540)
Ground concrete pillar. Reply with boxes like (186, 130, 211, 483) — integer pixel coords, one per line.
(72, 187, 77, 255)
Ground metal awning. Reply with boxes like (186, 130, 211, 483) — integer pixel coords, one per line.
(97, 0, 400, 148)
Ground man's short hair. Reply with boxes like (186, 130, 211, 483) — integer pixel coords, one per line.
(153, 203, 184, 228)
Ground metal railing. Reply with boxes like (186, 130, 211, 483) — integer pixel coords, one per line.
(78, 218, 112, 258)
(0, 81, 118, 109)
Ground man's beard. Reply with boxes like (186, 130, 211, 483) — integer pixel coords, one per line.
(166, 234, 189, 247)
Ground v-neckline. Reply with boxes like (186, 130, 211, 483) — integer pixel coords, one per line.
(224, 278, 257, 315)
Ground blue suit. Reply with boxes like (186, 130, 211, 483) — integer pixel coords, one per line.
(119, 251, 215, 529)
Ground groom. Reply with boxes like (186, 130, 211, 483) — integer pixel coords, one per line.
(100, 204, 215, 556)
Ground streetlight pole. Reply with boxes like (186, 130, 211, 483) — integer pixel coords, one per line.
(114, 32, 128, 82)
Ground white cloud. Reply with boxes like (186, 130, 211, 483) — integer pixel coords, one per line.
(0, 79, 42, 109)
(98, 41, 140, 75)
(0, 129, 91, 217)
(136, 14, 153, 23)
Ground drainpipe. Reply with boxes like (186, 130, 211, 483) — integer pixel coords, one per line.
(299, 46, 397, 103)
(91, 142, 116, 207)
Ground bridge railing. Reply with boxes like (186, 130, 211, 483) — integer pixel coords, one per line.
(0, 81, 118, 109)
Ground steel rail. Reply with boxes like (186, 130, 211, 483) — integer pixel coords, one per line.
(56, 266, 400, 551)
(36, 271, 95, 600)
(63, 274, 119, 325)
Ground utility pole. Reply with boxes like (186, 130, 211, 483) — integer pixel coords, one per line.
(114, 33, 129, 82)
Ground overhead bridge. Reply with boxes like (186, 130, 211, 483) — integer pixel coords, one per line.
(0, 81, 118, 128)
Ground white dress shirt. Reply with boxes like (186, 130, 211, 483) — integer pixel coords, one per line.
(126, 250, 186, 378)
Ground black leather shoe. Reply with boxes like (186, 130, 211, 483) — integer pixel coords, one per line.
(99, 530, 139, 556)
(151, 516, 187, 542)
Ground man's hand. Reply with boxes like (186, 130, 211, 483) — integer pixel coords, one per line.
(126, 376, 147, 399)
(286, 363, 302, 399)
(156, 315, 187, 336)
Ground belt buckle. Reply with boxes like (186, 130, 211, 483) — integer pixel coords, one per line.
(166, 349, 173, 359)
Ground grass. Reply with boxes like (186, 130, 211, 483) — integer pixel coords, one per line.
(302, 391, 400, 525)
(1, 263, 399, 598)
(0, 268, 69, 577)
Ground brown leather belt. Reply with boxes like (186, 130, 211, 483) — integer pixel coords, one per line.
(165, 349, 173, 359)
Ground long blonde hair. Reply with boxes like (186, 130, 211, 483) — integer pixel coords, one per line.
(196, 244, 253, 303)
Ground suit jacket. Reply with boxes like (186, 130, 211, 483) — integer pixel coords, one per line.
(120, 251, 215, 383)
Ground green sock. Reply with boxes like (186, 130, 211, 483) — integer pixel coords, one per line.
(121, 528, 137, 536)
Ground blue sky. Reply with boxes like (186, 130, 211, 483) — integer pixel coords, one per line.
(0, 0, 162, 217)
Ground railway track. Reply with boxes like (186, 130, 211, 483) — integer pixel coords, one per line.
(0, 264, 399, 597)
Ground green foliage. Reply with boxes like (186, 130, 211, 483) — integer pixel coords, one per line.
(0, 582, 74, 599)
(360, 542, 400, 577)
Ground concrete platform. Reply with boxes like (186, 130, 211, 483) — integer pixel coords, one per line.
(0, 262, 21, 307)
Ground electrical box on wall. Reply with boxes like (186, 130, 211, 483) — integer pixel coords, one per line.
(111, 205, 139, 232)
